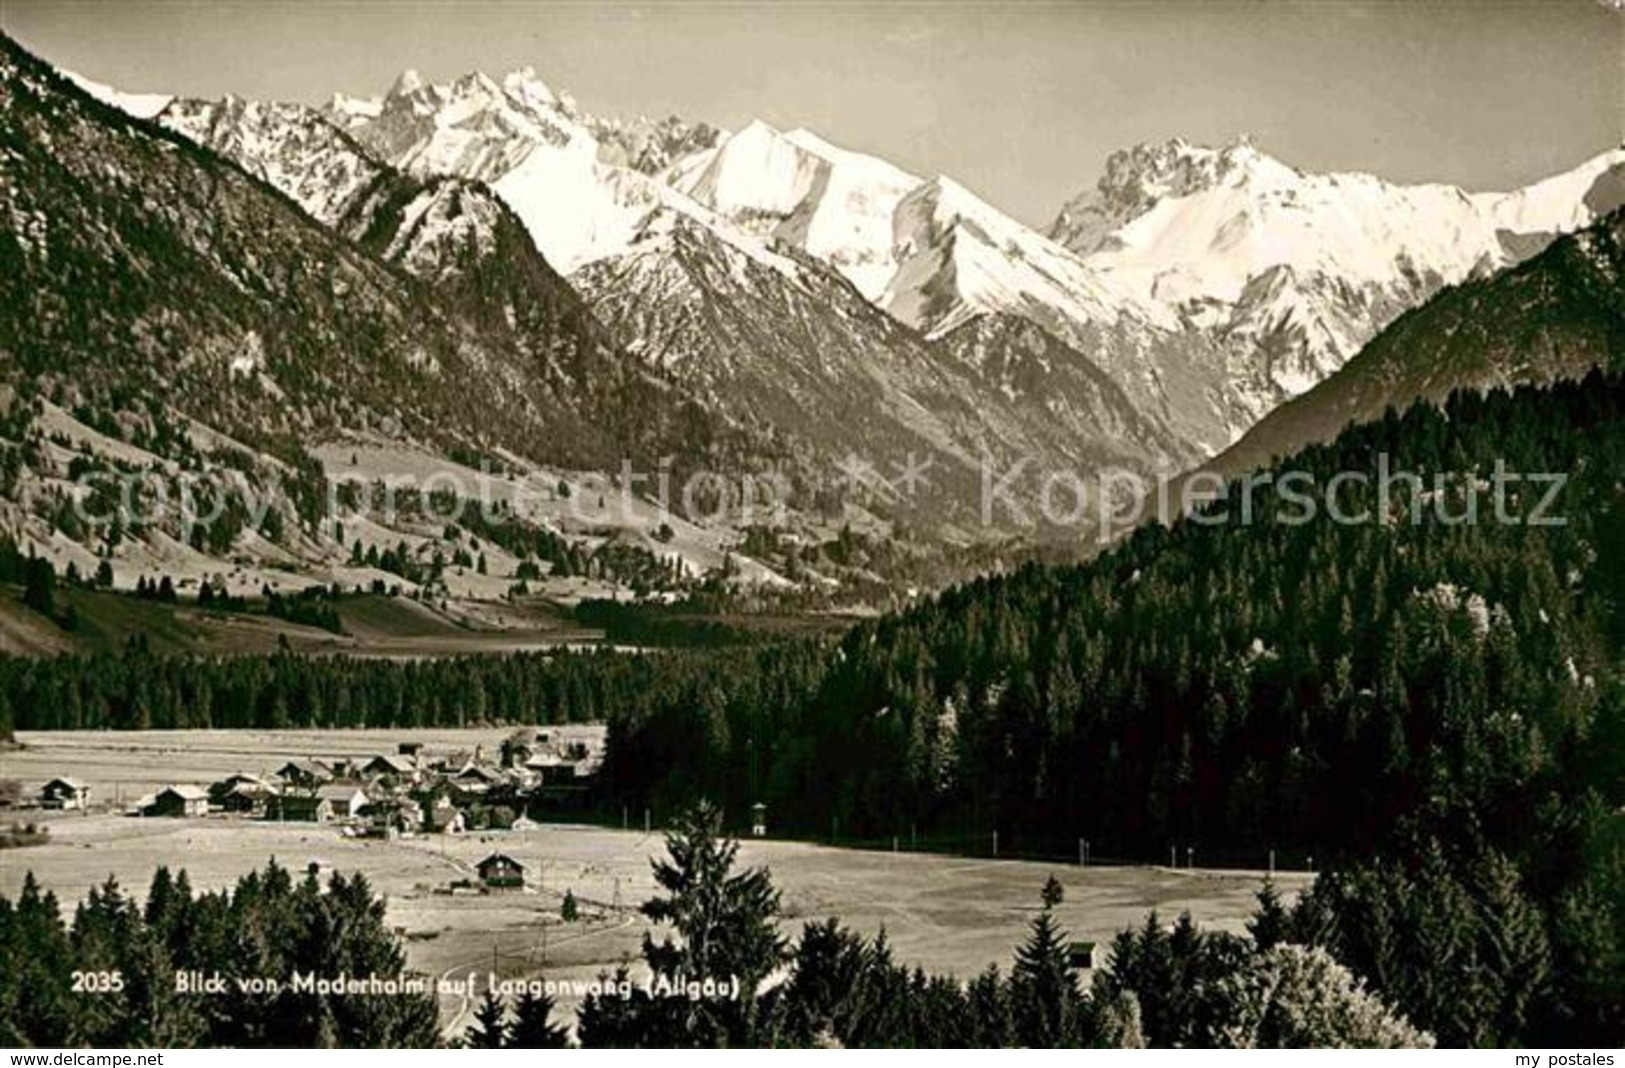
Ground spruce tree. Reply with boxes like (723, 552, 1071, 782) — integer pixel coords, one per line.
(965, 965, 1014, 1047)
(639, 800, 785, 1046)
(576, 965, 651, 1048)
(466, 989, 509, 1049)
(1248, 879, 1289, 950)
(1472, 851, 1552, 1044)
(510, 989, 569, 1048)
(1010, 896, 1081, 1047)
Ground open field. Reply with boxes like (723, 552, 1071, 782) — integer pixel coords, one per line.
(0, 811, 1309, 1035)
(3, 728, 1309, 1035)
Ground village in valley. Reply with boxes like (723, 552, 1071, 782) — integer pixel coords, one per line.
(0, 722, 1314, 1041)
(23, 726, 605, 891)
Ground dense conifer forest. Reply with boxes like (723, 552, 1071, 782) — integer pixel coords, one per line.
(0, 863, 440, 1047)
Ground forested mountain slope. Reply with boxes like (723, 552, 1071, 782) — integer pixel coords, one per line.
(0, 36, 571, 466)
(0, 32, 812, 605)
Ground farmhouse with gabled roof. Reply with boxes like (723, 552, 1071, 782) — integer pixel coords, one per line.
(40, 777, 90, 810)
(476, 853, 525, 890)
(141, 785, 209, 818)
(275, 759, 333, 788)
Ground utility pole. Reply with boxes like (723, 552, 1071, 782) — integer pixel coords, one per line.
(749, 728, 759, 807)
(992, 830, 998, 858)
(1170, 844, 1177, 868)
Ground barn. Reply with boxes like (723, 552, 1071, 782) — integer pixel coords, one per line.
(476, 853, 526, 890)
(142, 785, 210, 818)
(265, 792, 334, 823)
(40, 777, 90, 811)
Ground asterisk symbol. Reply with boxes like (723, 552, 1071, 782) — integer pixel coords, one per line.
(888, 452, 935, 498)
(834, 452, 878, 496)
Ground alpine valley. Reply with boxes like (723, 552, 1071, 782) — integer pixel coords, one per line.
(2, 31, 1622, 642)
(3, 15, 1625, 1053)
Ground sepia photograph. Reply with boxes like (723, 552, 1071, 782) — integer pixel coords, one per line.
(0, 0, 1621, 1052)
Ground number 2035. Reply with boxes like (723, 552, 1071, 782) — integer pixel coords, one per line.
(72, 970, 125, 993)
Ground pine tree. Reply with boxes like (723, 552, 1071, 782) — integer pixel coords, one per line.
(965, 965, 1014, 1047)
(1472, 851, 1552, 1044)
(1011, 905, 1081, 1047)
(576, 965, 651, 1048)
(1549, 881, 1625, 1045)
(509, 989, 569, 1048)
(22, 556, 53, 616)
(466, 989, 509, 1048)
(780, 918, 870, 1045)
(7, 873, 75, 1045)
(637, 799, 783, 1040)
(1248, 879, 1289, 950)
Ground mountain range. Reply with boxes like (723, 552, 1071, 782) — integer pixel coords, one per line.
(5, 31, 1623, 609)
(195, 64, 1624, 454)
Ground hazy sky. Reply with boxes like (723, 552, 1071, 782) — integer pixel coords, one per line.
(2, 0, 1620, 226)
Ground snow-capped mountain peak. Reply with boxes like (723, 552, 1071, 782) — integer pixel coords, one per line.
(56, 52, 1625, 495)
(357, 66, 576, 150)
(1049, 136, 1292, 256)
(1043, 137, 1625, 433)
(1054, 139, 1625, 317)
(668, 118, 920, 299)
(156, 94, 400, 231)
(675, 118, 824, 219)
(324, 66, 631, 271)
(502, 64, 574, 115)
(387, 67, 424, 98)
(327, 91, 381, 124)
(883, 172, 1164, 339)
